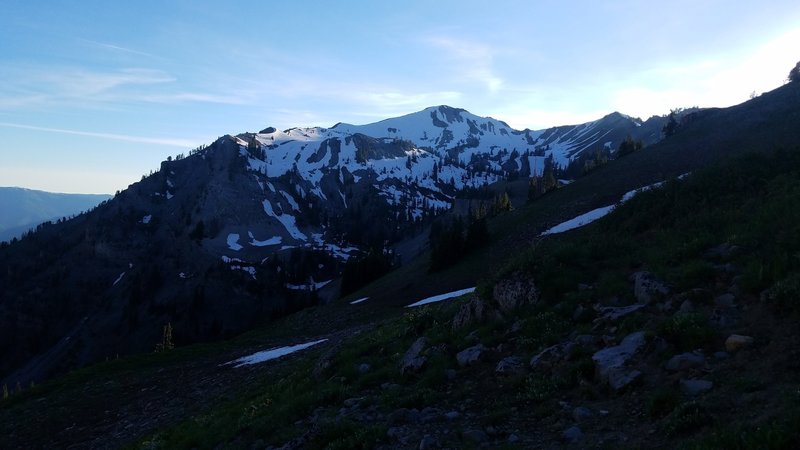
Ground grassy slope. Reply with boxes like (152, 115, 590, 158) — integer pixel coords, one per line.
(131, 145, 800, 449)
(342, 81, 800, 308)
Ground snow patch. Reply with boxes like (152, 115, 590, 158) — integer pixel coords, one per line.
(262, 200, 308, 241)
(286, 279, 332, 291)
(141, 215, 152, 224)
(406, 287, 476, 308)
(540, 205, 615, 236)
(226, 339, 328, 367)
(227, 233, 243, 251)
(281, 191, 300, 211)
(248, 231, 282, 247)
(350, 297, 369, 305)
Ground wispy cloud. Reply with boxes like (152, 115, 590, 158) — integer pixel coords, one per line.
(0, 66, 175, 109)
(137, 92, 249, 105)
(78, 38, 158, 59)
(423, 36, 504, 93)
(0, 122, 200, 148)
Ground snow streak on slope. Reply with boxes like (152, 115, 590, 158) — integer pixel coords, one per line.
(540, 206, 616, 235)
(262, 200, 308, 241)
(406, 287, 476, 308)
(227, 339, 328, 367)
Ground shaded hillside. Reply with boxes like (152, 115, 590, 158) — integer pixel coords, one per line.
(0, 187, 110, 242)
(0, 106, 667, 385)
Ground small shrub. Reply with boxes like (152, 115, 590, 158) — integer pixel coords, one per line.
(661, 312, 714, 351)
(664, 402, 713, 436)
(763, 273, 800, 314)
(520, 373, 559, 402)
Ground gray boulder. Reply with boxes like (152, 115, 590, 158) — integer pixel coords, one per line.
(495, 356, 527, 376)
(452, 295, 497, 331)
(631, 271, 670, 304)
(665, 351, 706, 372)
(457, 344, 487, 367)
(400, 337, 428, 374)
(493, 272, 538, 314)
(592, 331, 647, 391)
(680, 379, 713, 396)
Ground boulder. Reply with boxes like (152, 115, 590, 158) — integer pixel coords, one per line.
(457, 344, 486, 367)
(725, 334, 754, 352)
(594, 303, 645, 321)
(562, 426, 584, 443)
(530, 342, 574, 368)
(631, 271, 670, 304)
(495, 356, 527, 377)
(400, 337, 428, 374)
(680, 379, 713, 396)
(452, 295, 497, 331)
(665, 351, 706, 372)
(592, 331, 647, 391)
(493, 272, 539, 314)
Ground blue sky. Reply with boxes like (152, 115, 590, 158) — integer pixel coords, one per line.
(2, 0, 799, 193)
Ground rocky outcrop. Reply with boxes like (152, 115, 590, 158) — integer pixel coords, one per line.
(400, 337, 428, 374)
(456, 344, 486, 367)
(631, 271, 670, 304)
(493, 272, 538, 314)
(452, 295, 498, 331)
(592, 331, 647, 391)
(725, 334, 754, 352)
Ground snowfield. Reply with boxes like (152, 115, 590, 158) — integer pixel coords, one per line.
(540, 205, 615, 236)
(541, 176, 683, 236)
(406, 287, 476, 308)
(226, 233, 243, 251)
(227, 339, 328, 367)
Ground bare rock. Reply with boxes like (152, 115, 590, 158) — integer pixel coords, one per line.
(496, 356, 527, 377)
(562, 426, 584, 443)
(400, 337, 428, 374)
(725, 334, 754, 352)
(665, 351, 706, 372)
(631, 271, 670, 304)
(594, 303, 645, 321)
(457, 344, 486, 367)
(493, 271, 539, 314)
(530, 342, 574, 369)
(452, 295, 497, 331)
(681, 379, 713, 396)
(592, 331, 647, 391)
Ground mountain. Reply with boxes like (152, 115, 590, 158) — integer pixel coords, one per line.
(0, 187, 111, 242)
(0, 106, 666, 384)
(1, 77, 800, 449)
(2, 81, 800, 449)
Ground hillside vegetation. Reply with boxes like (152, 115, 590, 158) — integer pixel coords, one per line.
(4, 144, 799, 449)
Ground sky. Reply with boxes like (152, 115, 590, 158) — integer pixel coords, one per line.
(1, 0, 799, 194)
